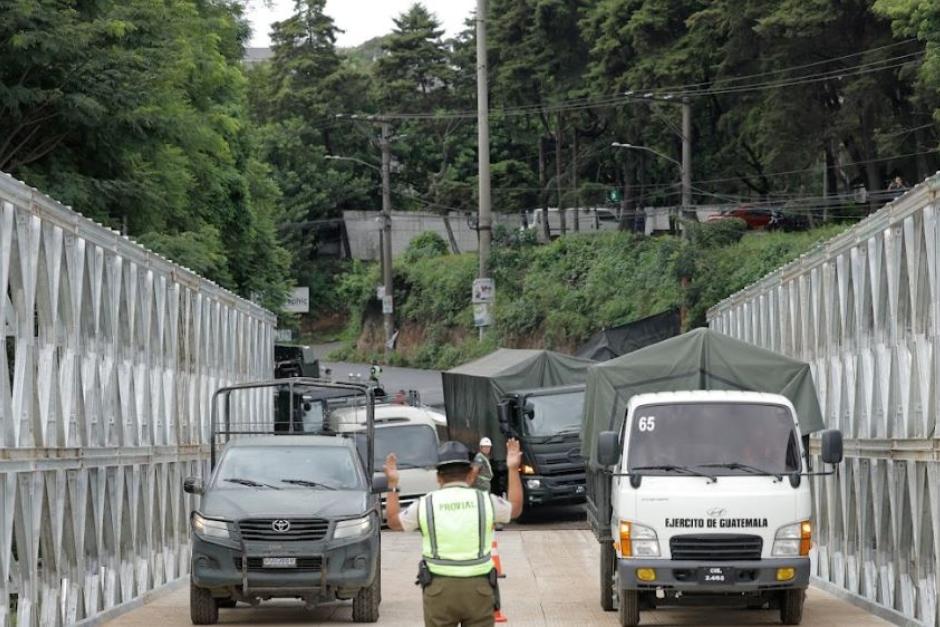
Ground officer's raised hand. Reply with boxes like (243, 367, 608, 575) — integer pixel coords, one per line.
(383, 452, 400, 488)
(505, 438, 523, 518)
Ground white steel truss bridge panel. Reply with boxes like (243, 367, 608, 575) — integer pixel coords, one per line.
(0, 172, 275, 626)
(708, 174, 940, 626)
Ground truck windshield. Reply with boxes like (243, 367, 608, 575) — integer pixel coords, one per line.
(373, 425, 438, 469)
(525, 391, 585, 437)
(215, 446, 364, 490)
(627, 403, 801, 475)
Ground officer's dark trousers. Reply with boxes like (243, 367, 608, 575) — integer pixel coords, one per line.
(422, 575, 494, 627)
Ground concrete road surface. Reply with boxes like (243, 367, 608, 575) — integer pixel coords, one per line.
(106, 530, 888, 627)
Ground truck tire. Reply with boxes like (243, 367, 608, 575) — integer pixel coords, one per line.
(600, 542, 616, 611)
(618, 589, 640, 626)
(779, 589, 805, 625)
(190, 582, 219, 625)
(352, 570, 381, 622)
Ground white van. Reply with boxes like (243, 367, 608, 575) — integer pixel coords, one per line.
(527, 207, 619, 237)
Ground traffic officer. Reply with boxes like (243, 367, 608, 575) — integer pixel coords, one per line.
(384, 438, 523, 627)
(470, 437, 494, 493)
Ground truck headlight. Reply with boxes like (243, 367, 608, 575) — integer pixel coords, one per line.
(334, 515, 373, 540)
(526, 479, 541, 490)
(619, 521, 660, 558)
(192, 513, 232, 543)
(772, 520, 812, 557)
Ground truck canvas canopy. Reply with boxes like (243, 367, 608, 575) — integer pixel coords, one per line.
(575, 309, 681, 362)
(443, 348, 595, 456)
(581, 328, 825, 466)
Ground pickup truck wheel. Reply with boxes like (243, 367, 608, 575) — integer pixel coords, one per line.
(189, 582, 219, 625)
(618, 589, 640, 626)
(600, 542, 616, 611)
(779, 589, 805, 625)
(352, 571, 381, 622)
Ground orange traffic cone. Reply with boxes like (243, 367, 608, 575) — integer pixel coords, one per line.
(491, 537, 506, 578)
(494, 607, 508, 623)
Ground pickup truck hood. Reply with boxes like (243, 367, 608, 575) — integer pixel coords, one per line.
(201, 487, 369, 520)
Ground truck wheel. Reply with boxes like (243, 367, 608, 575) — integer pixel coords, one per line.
(190, 582, 219, 625)
(618, 589, 640, 627)
(600, 542, 616, 611)
(779, 589, 805, 625)
(352, 571, 381, 622)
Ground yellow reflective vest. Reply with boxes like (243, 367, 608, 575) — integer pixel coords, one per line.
(417, 485, 495, 577)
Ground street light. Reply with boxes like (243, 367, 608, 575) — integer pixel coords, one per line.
(611, 142, 681, 167)
(324, 154, 380, 172)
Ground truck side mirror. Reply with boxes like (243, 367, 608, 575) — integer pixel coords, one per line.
(821, 429, 843, 464)
(497, 400, 512, 436)
(371, 474, 389, 494)
(183, 477, 204, 495)
(523, 402, 535, 419)
(597, 431, 621, 467)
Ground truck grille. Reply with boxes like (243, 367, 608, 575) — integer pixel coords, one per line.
(234, 556, 323, 571)
(237, 518, 330, 542)
(669, 534, 762, 561)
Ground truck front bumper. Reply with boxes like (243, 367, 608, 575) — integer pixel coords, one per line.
(191, 533, 378, 597)
(523, 473, 586, 505)
(618, 557, 810, 593)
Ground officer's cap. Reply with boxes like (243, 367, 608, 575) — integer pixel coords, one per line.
(436, 441, 472, 469)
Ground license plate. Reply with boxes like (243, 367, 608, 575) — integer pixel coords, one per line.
(698, 566, 733, 584)
(262, 557, 296, 568)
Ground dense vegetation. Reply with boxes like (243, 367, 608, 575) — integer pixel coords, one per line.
(3, 0, 940, 318)
(333, 222, 845, 369)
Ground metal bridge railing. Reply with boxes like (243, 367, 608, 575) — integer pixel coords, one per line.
(0, 172, 275, 626)
(708, 174, 940, 626)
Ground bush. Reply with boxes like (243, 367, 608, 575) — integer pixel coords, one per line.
(402, 231, 449, 263)
(686, 218, 747, 248)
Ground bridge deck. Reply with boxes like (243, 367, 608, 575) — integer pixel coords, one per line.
(106, 529, 888, 626)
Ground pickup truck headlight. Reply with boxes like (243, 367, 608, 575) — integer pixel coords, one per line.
(192, 513, 232, 543)
(334, 515, 373, 540)
(619, 521, 660, 558)
(772, 520, 812, 557)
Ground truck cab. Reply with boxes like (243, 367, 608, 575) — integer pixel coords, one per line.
(497, 384, 586, 506)
(594, 391, 844, 626)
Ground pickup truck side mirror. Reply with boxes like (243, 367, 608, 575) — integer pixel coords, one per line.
(821, 429, 843, 464)
(371, 474, 389, 494)
(183, 476, 204, 495)
(497, 400, 512, 436)
(597, 431, 621, 467)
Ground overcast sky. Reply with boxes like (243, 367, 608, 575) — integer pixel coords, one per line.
(244, 1, 477, 48)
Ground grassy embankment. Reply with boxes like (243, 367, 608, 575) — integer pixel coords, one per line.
(329, 222, 846, 370)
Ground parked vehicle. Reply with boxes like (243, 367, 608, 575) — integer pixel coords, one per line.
(274, 343, 320, 379)
(184, 380, 385, 624)
(583, 329, 843, 626)
(526, 207, 619, 237)
(443, 349, 594, 506)
(705, 205, 778, 230)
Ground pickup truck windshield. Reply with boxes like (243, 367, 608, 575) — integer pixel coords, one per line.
(216, 446, 364, 489)
(373, 425, 438, 468)
(525, 391, 585, 437)
(627, 403, 801, 475)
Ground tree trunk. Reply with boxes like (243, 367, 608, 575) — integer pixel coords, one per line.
(539, 135, 551, 243)
(914, 126, 930, 183)
(442, 214, 460, 254)
(571, 129, 579, 232)
(555, 114, 566, 236)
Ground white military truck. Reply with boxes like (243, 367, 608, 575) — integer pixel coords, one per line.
(582, 329, 844, 626)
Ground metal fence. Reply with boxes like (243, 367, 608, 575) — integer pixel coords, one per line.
(0, 172, 275, 626)
(708, 174, 940, 626)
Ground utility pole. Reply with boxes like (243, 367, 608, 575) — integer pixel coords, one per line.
(681, 97, 692, 217)
(476, 0, 492, 340)
(571, 129, 579, 232)
(476, 0, 492, 280)
(379, 120, 395, 352)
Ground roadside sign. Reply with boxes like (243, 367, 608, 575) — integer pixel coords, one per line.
(284, 287, 310, 313)
(473, 303, 492, 327)
(376, 285, 385, 300)
(382, 295, 394, 314)
(472, 278, 495, 304)
(274, 329, 294, 342)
